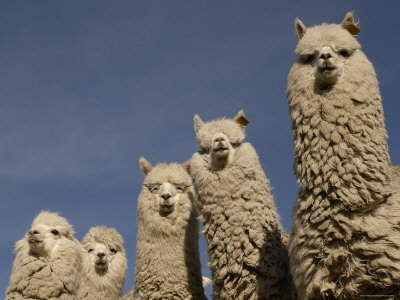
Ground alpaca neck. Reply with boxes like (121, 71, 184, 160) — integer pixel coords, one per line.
(289, 83, 391, 212)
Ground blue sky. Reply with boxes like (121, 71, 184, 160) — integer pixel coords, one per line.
(1, 1, 399, 297)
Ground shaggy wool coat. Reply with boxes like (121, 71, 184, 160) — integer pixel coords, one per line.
(6, 212, 82, 300)
(287, 12, 400, 300)
(122, 161, 207, 300)
(189, 112, 294, 300)
(78, 226, 127, 300)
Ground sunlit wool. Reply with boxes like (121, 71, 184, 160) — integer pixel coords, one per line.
(121, 158, 206, 300)
(189, 110, 294, 299)
(78, 226, 127, 300)
(287, 12, 400, 299)
(6, 211, 82, 300)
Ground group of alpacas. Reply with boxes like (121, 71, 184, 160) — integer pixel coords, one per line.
(6, 211, 127, 300)
(6, 11, 400, 300)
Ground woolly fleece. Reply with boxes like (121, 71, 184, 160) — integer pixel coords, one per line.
(287, 12, 400, 299)
(78, 226, 127, 300)
(6, 211, 82, 300)
(189, 111, 294, 299)
(121, 158, 206, 300)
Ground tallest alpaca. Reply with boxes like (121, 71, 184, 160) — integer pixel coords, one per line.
(287, 12, 400, 299)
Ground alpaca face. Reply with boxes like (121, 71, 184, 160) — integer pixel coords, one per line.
(28, 223, 62, 257)
(294, 14, 361, 90)
(193, 110, 248, 170)
(86, 241, 117, 273)
(148, 181, 187, 213)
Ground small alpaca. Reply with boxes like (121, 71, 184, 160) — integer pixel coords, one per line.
(188, 110, 293, 299)
(6, 211, 82, 300)
(287, 12, 400, 299)
(121, 158, 207, 300)
(78, 226, 127, 300)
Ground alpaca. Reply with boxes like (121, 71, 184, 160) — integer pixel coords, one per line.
(6, 211, 82, 300)
(121, 158, 207, 300)
(188, 110, 293, 299)
(78, 226, 127, 300)
(287, 12, 400, 299)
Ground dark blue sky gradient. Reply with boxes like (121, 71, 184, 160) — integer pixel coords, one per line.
(1, 1, 399, 297)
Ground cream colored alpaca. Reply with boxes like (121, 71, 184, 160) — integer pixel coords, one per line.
(6, 211, 82, 300)
(121, 158, 207, 300)
(78, 226, 127, 300)
(189, 110, 294, 299)
(287, 12, 400, 299)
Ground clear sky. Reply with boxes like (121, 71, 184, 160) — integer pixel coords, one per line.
(1, 1, 399, 298)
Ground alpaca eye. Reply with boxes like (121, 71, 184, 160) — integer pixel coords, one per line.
(110, 248, 117, 254)
(302, 54, 315, 63)
(149, 186, 159, 193)
(176, 186, 186, 192)
(51, 230, 59, 236)
(88, 249, 93, 253)
(339, 50, 351, 57)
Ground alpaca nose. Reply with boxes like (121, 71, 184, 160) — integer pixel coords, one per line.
(97, 252, 105, 257)
(319, 52, 332, 60)
(214, 136, 225, 142)
(161, 193, 171, 200)
(29, 230, 39, 236)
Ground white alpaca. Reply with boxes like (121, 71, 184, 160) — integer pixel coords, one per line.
(287, 12, 400, 299)
(6, 211, 82, 300)
(121, 158, 207, 300)
(189, 110, 294, 299)
(78, 226, 127, 300)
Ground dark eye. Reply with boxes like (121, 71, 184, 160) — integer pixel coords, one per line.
(339, 50, 351, 57)
(110, 248, 117, 254)
(302, 54, 315, 63)
(88, 248, 93, 253)
(51, 230, 59, 236)
(176, 186, 186, 192)
(149, 186, 159, 193)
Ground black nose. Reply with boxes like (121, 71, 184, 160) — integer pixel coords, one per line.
(29, 230, 39, 235)
(97, 252, 105, 257)
(161, 193, 171, 200)
(214, 136, 224, 142)
(319, 52, 332, 60)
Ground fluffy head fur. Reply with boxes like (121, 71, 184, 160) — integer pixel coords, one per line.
(287, 12, 400, 299)
(78, 226, 127, 300)
(6, 211, 82, 299)
(189, 111, 294, 299)
(121, 158, 206, 300)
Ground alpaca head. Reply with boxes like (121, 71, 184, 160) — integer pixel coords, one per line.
(293, 12, 361, 90)
(28, 211, 75, 257)
(139, 158, 193, 215)
(81, 226, 126, 275)
(193, 110, 249, 170)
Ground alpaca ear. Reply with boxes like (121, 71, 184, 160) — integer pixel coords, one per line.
(194, 114, 204, 133)
(341, 11, 360, 36)
(234, 110, 249, 129)
(182, 159, 191, 175)
(295, 18, 307, 41)
(139, 157, 153, 176)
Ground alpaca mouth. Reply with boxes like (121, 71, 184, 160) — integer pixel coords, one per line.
(28, 238, 42, 246)
(319, 65, 336, 73)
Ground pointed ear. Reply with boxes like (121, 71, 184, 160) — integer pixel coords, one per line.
(295, 18, 307, 41)
(182, 159, 191, 175)
(139, 157, 153, 176)
(341, 12, 360, 36)
(234, 110, 249, 129)
(193, 114, 204, 133)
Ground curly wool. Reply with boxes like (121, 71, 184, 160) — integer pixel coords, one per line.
(6, 211, 82, 300)
(122, 160, 206, 300)
(189, 111, 293, 300)
(78, 226, 127, 300)
(287, 12, 400, 299)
